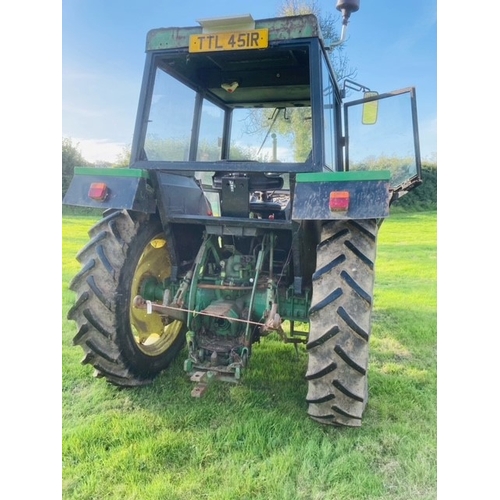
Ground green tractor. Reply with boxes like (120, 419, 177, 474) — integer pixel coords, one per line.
(63, 0, 421, 427)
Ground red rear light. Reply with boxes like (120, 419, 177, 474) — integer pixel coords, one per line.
(88, 182, 108, 201)
(205, 198, 213, 216)
(329, 191, 350, 211)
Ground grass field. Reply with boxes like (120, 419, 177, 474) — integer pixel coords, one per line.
(62, 211, 437, 500)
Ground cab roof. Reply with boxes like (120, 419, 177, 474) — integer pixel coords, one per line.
(146, 14, 322, 51)
(146, 15, 325, 108)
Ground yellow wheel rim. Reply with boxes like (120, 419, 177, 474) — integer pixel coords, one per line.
(130, 234, 184, 356)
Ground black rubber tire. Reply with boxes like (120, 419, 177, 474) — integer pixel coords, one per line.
(306, 219, 378, 427)
(67, 210, 186, 387)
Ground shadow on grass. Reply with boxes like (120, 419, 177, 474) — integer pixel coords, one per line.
(63, 302, 436, 437)
(117, 335, 311, 430)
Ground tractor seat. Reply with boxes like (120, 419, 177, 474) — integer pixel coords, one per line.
(212, 172, 284, 191)
(249, 200, 286, 220)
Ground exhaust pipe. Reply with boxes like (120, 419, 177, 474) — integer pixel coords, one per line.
(330, 0, 361, 47)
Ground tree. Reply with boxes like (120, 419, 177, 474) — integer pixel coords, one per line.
(277, 0, 356, 82)
(62, 138, 90, 198)
(112, 146, 132, 168)
(239, 1, 358, 163)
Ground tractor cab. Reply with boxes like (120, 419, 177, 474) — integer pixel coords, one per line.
(128, 12, 421, 215)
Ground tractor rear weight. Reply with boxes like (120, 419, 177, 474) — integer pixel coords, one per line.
(64, 1, 423, 427)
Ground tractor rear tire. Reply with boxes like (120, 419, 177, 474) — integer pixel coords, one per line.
(306, 219, 378, 427)
(67, 210, 186, 387)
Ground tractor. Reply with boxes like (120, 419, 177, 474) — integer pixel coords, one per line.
(63, 0, 421, 427)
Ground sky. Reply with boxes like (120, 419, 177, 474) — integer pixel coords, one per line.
(62, 0, 437, 163)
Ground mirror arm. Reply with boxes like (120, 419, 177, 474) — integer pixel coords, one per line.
(341, 79, 371, 99)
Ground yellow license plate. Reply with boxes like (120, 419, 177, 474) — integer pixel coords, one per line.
(189, 29, 268, 53)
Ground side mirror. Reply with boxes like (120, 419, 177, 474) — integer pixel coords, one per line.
(362, 91, 379, 125)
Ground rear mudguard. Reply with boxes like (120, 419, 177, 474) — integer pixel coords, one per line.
(63, 167, 211, 217)
(292, 171, 391, 220)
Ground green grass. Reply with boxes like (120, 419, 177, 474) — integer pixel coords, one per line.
(62, 212, 437, 500)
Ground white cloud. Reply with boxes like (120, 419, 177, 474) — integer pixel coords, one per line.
(75, 138, 129, 163)
(62, 104, 105, 118)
